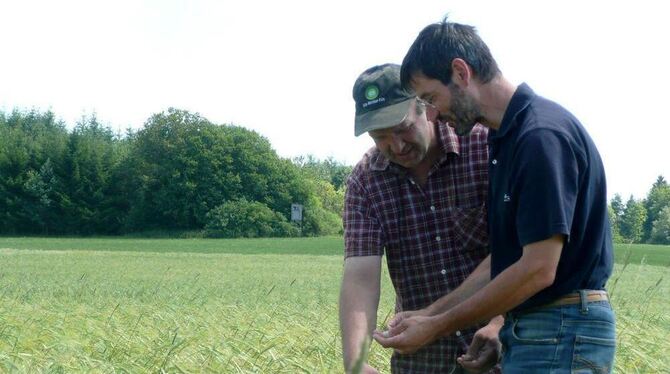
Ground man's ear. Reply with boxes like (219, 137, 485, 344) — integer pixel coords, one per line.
(450, 58, 472, 87)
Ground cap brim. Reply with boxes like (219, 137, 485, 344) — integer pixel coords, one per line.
(354, 98, 413, 136)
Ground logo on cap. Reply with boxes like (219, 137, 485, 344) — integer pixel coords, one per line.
(364, 85, 379, 100)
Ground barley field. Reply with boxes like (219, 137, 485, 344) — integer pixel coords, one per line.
(0, 237, 668, 373)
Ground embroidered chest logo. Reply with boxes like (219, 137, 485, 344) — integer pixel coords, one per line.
(503, 193, 511, 203)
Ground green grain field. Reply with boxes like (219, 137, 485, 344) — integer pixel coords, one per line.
(0, 238, 668, 373)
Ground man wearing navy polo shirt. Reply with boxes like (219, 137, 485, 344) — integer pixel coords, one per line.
(374, 18, 615, 373)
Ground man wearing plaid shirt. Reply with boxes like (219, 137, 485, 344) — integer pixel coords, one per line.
(339, 63, 502, 373)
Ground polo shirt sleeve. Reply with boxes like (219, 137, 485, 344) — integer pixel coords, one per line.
(343, 175, 384, 258)
(513, 129, 579, 246)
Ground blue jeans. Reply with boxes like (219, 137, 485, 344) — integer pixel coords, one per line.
(499, 293, 616, 373)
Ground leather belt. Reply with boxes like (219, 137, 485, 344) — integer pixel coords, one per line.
(540, 290, 609, 308)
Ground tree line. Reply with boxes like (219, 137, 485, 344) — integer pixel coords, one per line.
(0, 108, 351, 237)
(609, 176, 670, 244)
(3, 107, 669, 243)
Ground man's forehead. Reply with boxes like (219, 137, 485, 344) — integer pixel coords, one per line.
(409, 74, 434, 96)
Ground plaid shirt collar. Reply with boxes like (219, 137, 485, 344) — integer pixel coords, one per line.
(368, 122, 461, 173)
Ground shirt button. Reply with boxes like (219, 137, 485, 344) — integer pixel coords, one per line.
(430, 205, 436, 212)
(492, 159, 497, 165)
(410, 179, 416, 185)
(435, 236, 441, 241)
(440, 269, 447, 275)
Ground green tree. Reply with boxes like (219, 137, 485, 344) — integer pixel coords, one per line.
(226, 126, 311, 220)
(650, 206, 670, 244)
(642, 175, 670, 243)
(292, 155, 350, 232)
(128, 108, 312, 232)
(63, 115, 126, 234)
(619, 195, 647, 243)
(610, 194, 624, 219)
(608, 194, 625, 243)
(0, 109, 69, 233)
(23, 159, 60, 234)
(127, 108, 229, 229)
(293, 155, 353, 189)
(608, 205, 623, 243)
(310, 179, 345, 216)
(300, 193, 343, 236)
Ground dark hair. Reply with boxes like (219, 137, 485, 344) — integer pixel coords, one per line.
(400, 17, 500, 89)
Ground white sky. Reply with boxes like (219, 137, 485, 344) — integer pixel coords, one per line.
(1, 0, 668, 200)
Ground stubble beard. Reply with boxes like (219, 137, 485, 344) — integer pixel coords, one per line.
(442, 84, 482, 136)
(389, 144, 429, 170)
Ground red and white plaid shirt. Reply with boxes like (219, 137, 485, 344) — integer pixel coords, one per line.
(344, 123, 492, 373)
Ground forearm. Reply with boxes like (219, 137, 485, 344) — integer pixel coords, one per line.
(434, 236, 563, 336)
(434, 259, 545, 336)
(339, 258, 382, 371)
(425, 255, 491, 315)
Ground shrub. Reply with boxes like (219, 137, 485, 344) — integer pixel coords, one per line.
(300, 194, 343, 237)
(205, 199, 299, 238)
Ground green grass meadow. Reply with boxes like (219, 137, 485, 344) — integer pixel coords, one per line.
(0, 238, 668, 373)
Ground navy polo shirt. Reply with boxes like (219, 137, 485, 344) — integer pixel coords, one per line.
(488, 83, 613, 312)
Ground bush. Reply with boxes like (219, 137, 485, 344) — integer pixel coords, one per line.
(205, 199, 299, 238)
(300, 194, 343, 237)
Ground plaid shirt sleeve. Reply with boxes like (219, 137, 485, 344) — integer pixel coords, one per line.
(343, 165, 384, 258)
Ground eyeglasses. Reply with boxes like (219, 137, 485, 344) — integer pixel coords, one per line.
(415, 96, 436, 109)
(415, 96, 439, 122)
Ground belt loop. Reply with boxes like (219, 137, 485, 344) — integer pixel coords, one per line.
(579, 290, 589, 315)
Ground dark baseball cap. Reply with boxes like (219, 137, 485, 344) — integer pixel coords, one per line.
(352, 63, 414, 136)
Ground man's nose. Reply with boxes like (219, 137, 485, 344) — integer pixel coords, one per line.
(389, 136, 405, 154)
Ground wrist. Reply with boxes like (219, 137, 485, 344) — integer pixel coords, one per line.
(430, 312, 453, 339)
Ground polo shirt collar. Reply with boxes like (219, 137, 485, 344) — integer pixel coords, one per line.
(369, 122, 460, 172)
(489, 83, 535, 141)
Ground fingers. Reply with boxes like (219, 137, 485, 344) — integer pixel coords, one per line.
(375, 317, 406, 340)
(457, 345, 498, 372)
(465, 332, 485, 357)
(387, 315, 401, 328)
(387, 311, 408, 328)
(372, 330, 403, 349)
(372, 335, 414, 354)
(372, 327, 418, 355)
(457, 356, 492, 373)
(372, 316, 435, 355)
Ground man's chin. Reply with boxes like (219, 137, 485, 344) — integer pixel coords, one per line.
(393, 156, 419, 169)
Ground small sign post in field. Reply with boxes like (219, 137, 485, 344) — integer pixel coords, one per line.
(291, 203, 304, 235)
(291, 204, 303, 222)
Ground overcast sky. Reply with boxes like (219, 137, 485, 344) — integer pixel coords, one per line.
(1, 0, 668, 200)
